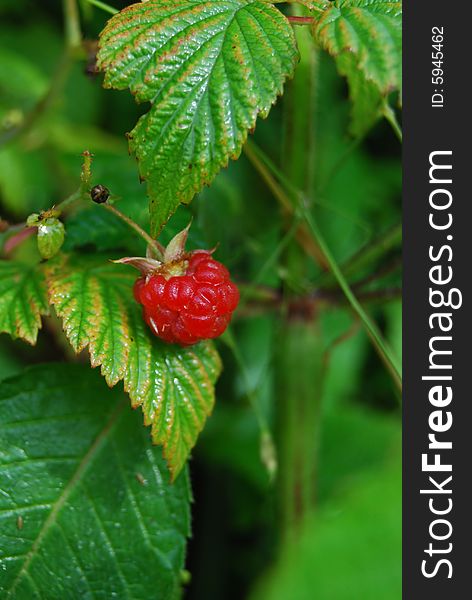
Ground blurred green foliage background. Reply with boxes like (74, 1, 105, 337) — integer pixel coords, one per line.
(0, 1, 401, 598)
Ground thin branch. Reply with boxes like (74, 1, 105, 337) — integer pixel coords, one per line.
(243, 140, 328, 268)
(86, 0, 118, 15)
(342, 222, 402, 278)
(63, 0, 82, 49)
(287, 16, 314, 25)
(101, 204, 164, 257)
(246, 140, 402, 394)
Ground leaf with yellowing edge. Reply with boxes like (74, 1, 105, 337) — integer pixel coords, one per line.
(97, 0, 299, 234)
(0, 260, 49, 345)
(46, 254, 222, 479)
(312, 0, 402, 136)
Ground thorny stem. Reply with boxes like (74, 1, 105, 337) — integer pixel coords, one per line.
(236, 284, 402, 319)
(246, 139, 402, 393)
(343, 224, 402, 278)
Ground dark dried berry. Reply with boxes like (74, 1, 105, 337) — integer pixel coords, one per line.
(90, 184, 110, 204)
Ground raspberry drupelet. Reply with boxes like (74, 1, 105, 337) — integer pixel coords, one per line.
(133, 251, 239, 345)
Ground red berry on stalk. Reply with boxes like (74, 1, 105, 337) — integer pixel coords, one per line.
(117, 226, 239, 346)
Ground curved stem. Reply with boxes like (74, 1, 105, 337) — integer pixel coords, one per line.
(101, 204, 164, 257)
(302, 208, 402, 393)
(287, 16, 314, 25)
(246, 140, 402, 393)
(86, 0, 118, 15)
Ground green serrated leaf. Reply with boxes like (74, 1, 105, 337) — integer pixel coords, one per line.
(312, 0, 401, 135)
(46, 254, 222, 478)
(0, 364, 191, 598)
(0, 260, 49, 344)
(37, 217, 65, 259)
(336, 52, 384, 136)
(97, 0, 299, 235)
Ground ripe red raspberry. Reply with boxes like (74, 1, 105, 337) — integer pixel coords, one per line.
(116, 224, 240, 345)
(133, 251, 239, 345)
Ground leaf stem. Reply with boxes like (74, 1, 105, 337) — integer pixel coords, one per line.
(101, 204, 164, 257)
(287, 16, 314, 25)
(246, 140, 402, 393)
(316, 222, 402, 288)
(239, 215, 301, 309)
(274, 0, 328, 14)
(244, 140, 328, 268)
(54, 151, 93, 213)
(301, 207, 402, 393)
(86, 0, 118, 15)
(63, 0, 82, 49)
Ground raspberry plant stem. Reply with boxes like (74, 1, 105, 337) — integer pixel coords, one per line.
(275, 317, 324, 539)
(101, 204, 165, 258)
(245, 140, 402, 393)
(244, 141, 327, 268)
(63, 0, 82, 49)
(86, 0, 118, 15)
(287, 16, 314, 25)
(301, 208, 403, 392)
(276, 4, 323, 542)
(54, 152, 93, 213)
